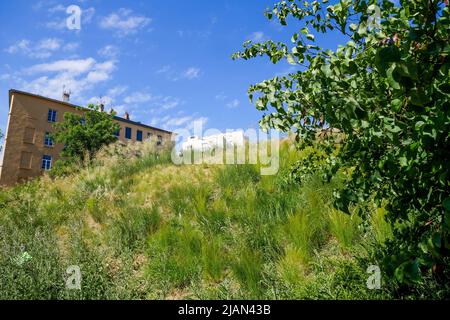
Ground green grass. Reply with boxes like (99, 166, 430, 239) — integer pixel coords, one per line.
(0, 139, 425, 299)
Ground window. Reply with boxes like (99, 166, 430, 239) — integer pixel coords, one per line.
(136, 130, 143, 142)
(80, 118, 86, 125)
(157, 135, 163, 146)
(41, 155, 52, 171)
(47, 109, 57, 122)
(125, 127, 132, 139)
(147, 132, 153, 139)
(44, 132, 53, 147)
(114, 128, 120, 137)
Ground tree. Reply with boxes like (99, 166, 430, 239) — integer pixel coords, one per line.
(234, 0, 449, 289)
(52, 104, 120, 162)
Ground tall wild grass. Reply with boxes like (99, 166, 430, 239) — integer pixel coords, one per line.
(0, 139, 397, 299)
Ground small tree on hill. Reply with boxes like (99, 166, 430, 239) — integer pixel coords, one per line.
(52, 104, 120, 162)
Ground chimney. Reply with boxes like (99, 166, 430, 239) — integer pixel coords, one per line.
(124, 112, 130, 120)
(62, 89, 71, 102)
(100, 103, 105, 112)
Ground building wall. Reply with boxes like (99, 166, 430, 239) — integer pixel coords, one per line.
(0, 91, 173, 186)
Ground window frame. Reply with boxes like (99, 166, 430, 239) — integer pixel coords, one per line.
(44, 132, 54, 147)
(41, 155, 52, 171)
(47, 109, 57, 122)
(136, 130, 143, 142)
(125, 127, 132, 139)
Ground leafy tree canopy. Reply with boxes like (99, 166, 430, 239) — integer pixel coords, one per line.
(234, 0, 450, 288)
(52, 104, 120, 162)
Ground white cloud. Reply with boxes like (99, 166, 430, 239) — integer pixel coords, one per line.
(183, 67, 200, 80)
(150, 114, 208, 131)
(118, 90, 185, 127)
(123, 91, 153, 104)
(159, 96, 181, 110)
(87, 60, 116, 83)
(87, 85, 128, 108)
(26, 58, 97, 75)
(45, 20, 66, 30)
(124, 91, 182, 111)
(215, 92, 227, 101)
(32, 1, 46, 11)
(185, 116, 208, 130)
(215, 93, 240, 109)
(107, 85, 128, 97)
(5, 38, 77, 59)
(47, 4, 65, 13)
(177, 29, 212, 39)
(247, 31, 266, 42)
(63, 42, 80, 52)
(156, 65, 201, 81)
(87, 95, 113, 106)
(100, 8, 151, 37)
(226, 99, 240, 109)
(156, 65, 171, 74)
(5, 39, 31, 54)
(175, 17, 217, 40)
(111, 104, 127, 115)
(164, 116, 193, 127)
(18, 57, 117, 102)
(83, 7, 96, 24)
(36, 38, 61, 51)
(97, 45, 120, 58)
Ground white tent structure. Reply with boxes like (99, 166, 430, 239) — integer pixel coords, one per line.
(181, 131, 246, 153)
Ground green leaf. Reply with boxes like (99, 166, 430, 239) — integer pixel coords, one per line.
(300, 27, 309, 35)
(391, 98, 402, 112)
(386, 64, 401, 90)
(291, 33, 298, 43)
(378, 46, 401, 64)
(320, 64, 332, 77)
(357, 23, 367, 37)
(414, 121, 425, 131)
(410, 89, 430, 106)
(395, 259, 421, 284)
(287, 54, 296, 65)
(399, 156, 408, 167)
(443, 198, 450, 211)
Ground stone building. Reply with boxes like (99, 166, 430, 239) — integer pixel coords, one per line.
(0, 89, 173, 186)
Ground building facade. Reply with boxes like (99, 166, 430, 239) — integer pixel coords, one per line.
(0, 89, 173, 186)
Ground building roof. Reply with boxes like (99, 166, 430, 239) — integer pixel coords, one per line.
(8, 89, 173, 134)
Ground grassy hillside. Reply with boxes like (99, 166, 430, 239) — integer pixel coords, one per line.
(0, 140, 396, 299)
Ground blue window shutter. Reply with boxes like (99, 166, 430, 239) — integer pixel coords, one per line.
(41, 155, 52, 170)
(47, 109, 57, 122)
(125, 127, 132, 139)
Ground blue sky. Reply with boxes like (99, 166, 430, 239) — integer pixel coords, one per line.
(0, 0, 347, 138)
